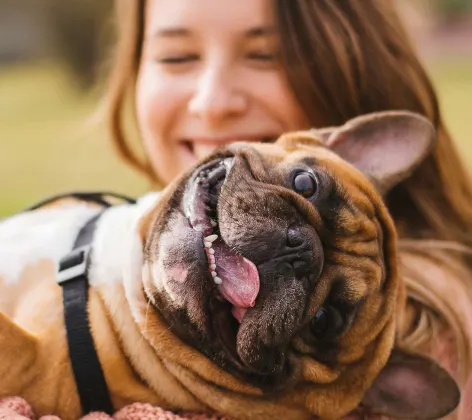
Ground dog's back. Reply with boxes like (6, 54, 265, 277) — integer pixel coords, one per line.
(0, 193, 167, 420)
(0, 201, 102, 416)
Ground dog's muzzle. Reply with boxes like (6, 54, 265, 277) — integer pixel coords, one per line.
(183, 157, 261, 323)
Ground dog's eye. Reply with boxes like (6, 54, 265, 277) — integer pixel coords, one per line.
(311, 306, 344, 339)
(293, 172, 318, 198)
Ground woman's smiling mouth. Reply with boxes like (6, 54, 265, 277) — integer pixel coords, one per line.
(180, 134, 278, 160)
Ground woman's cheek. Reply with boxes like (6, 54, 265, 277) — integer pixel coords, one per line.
(136, 66, 170, 140)
(136, 65, 195, 182)
(244, 68, 309, 131)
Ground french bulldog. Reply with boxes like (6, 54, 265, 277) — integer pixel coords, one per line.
(0, 111, 460, 420)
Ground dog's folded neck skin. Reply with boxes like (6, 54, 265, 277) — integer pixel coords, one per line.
(130, 112, 460, 419)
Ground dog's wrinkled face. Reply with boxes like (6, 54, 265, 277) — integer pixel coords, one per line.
(141, 112, 460, 419)
(144, 135, 392, 386)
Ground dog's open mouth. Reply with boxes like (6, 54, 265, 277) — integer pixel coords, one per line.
(183, 158, 260, 325)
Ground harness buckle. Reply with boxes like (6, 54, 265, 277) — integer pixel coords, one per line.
(57, 245, 91, 285)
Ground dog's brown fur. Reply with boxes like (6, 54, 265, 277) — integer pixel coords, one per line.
(0, 111, 460, 420)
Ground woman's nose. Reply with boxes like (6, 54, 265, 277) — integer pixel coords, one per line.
(188, 67, 247, 125)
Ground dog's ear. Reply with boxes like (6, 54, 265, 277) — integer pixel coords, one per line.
(309, 126, 337, 144)
(313, 111, 435, 193)
(361, 348, 460, 419)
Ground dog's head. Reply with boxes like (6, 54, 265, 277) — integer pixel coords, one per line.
(140, 111, 459, 419)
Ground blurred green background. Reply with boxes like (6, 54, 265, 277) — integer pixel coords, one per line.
(1, 0, 471, 218)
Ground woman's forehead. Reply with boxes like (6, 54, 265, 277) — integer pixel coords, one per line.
(144, 0, 275, 38)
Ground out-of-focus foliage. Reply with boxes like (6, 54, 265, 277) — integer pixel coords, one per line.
(0, 0, 113, 88)
(47, 0, 114, 88)
(432, 0, 472, 18)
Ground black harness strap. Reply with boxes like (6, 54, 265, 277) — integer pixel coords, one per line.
(47, 192, 136, 415)
(24, 191, 136, 211)
(57, 212, 113, 414)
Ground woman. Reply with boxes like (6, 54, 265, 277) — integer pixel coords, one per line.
(104, 0, 472, 417)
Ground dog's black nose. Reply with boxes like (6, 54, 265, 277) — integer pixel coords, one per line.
(286, 227, 311, 276)
(284, 226, 323, 279)
(286, 226, 306, 248)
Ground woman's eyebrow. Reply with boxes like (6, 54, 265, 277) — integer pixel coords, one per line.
(149, 27, 191, 39)
(148, 25, 276, 40)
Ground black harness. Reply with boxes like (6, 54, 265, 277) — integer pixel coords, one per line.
(26, 192, 136, 415)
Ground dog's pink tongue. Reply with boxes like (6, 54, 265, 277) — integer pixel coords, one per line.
(212, 242, 260, 323)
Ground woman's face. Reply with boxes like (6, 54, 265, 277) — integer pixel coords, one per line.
(136, 0, 309, 184)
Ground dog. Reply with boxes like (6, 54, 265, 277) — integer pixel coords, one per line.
(0, 111, 460, 420)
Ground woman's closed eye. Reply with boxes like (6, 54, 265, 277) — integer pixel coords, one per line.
(156, 54, 200, 65)
(156, 52, 277, 65)
(246, 51, 279, 67)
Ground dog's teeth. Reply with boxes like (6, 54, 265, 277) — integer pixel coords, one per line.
(211, 271, 217, 277)
(214, 277, 222, 285)
(209, 248, 215, 255)
(210, 263, 216, 270)
(210, 220, 217, 227)
(204, 241, 212, 248)
(205, 234, 218, 242)
(209, 255, 216, 263)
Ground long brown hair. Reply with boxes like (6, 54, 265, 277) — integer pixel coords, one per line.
(104, 0, 472, 395)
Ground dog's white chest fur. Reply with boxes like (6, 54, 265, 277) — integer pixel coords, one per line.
(0, 193, 160, 316)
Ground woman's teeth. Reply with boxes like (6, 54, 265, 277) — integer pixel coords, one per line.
(204, 234, 222, 284)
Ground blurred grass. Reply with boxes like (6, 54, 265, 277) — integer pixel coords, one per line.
(0, 58, 471, 217)
(427, 57, 472, 162)
(0, 61, 148, 217)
